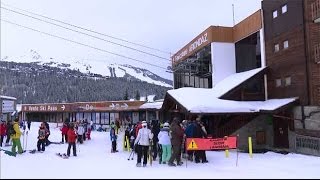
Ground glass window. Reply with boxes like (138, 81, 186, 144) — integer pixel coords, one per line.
(276, 79, 282, 87)
(200, 78, 204, 88)
(285, 77, 291, 86)
(283, 40, 289, 49)
(195, 76, 200, 88)
(101, 112, 110, 125)
(282, 4, 287, 14)
(274, 44, 280, 52)
(273, 10, 278, 18)
(190, 76, 195, 87)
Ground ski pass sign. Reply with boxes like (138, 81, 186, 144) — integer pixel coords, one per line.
(186, 137, 237, 151)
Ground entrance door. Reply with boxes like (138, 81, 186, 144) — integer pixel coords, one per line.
(273, 118, 289, 148)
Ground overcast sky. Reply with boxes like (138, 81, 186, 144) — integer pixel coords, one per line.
(0, 0, 261, 79)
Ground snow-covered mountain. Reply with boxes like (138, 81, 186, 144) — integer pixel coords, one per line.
(1, 49, 172, 87)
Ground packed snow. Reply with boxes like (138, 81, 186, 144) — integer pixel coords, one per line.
(1, 122, 320, 179)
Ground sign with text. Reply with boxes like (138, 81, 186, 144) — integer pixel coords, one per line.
(186, 137, 237, 151)
(22, 104, 69, 112)
(2, 100, 15, 113)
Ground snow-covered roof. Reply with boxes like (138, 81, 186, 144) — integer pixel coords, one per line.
(248, 98, 298, 111)
(140, 101, 163, 110)
(212, 67, 266, 98)
(165, 67, 297, 114)
(167, 88, 297, 113)
(0, 95, 17, 100)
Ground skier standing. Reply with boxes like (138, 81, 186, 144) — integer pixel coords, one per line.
(67, 123, 77, 157)
(168, 117, 184, 166)
(110, 127, 118, 153)
(158, 122, 171, 164)
(134, 121, 153, 167)
(37, 122, 47, 152)
(11, 118, 23, 154)
(0, 121, 6, 147)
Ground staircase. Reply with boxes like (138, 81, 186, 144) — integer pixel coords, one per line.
(217, 114, 257, 138)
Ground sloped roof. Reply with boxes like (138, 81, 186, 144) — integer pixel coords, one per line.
(140, 101, 163, 110)
(164, 67, 297, 114)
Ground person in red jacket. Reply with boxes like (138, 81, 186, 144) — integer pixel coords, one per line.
(60, 123, 69, 144)
(67, 123, 77, 157)
(0, 121, 7, 147)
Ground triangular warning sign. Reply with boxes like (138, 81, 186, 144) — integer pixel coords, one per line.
(187, 139, 198, 150)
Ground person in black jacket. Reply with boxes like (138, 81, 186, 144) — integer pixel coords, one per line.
(194, 118, 208, 163)
(44, 122, 51, 146)
(151, 120, 160, 160)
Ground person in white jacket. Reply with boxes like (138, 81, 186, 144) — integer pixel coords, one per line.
(134, 121, 153, 167)
(77, 122, 85, 144)
(158, 122, 171, 164)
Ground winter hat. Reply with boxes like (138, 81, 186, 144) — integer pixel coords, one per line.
(142, 121, 147, 127)
(163, 122, 169, 127)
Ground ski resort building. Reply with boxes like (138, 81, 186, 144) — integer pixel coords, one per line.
(166, 0, 320, 156)
(20, 100, 163, 129)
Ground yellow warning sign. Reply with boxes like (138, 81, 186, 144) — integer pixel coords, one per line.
(187, 139, 198, 150)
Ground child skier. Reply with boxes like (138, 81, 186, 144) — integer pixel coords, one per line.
(110, 128, 118, 153)
(37, 122, 47, 152)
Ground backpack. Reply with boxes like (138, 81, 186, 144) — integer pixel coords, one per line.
(8, 124, 16, 136)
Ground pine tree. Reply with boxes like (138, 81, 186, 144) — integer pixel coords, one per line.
(135, 90, 140, 100)
(124, 89, 129, 100)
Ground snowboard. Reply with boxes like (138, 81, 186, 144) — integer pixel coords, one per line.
(56, 153, 69, 159)
(0, 148, 16, 157)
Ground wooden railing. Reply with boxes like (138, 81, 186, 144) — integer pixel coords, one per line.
(311, 0, 320, 21)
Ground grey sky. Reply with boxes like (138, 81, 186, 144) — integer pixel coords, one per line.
(0, 0, 261, 79)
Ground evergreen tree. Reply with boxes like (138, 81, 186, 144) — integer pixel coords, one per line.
(135, 90, 140, 100)
(124, 89, 129, 100)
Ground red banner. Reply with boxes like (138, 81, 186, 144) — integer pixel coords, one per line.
(186, 137, 237, 151)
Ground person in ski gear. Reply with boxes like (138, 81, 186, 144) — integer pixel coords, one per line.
(185, 120, 196, 161)
(151, 120, 160, 161)
(115, 119, 120, 134)
(90, 120, 94, 131)
(37, 122, 47, 152)
(27, 119, 31, 130)
(44, 122, 51, 146)
(77, 122, 85, 144)
(168, 117, 184, 166)
(60, 123, 69, 144)
(110, 127, 118, 153)
(158, 122, 171, 164)
(194, 118, 208, 163)
(11, 118, 23, 154)
(67, 123, 77, 157)
(134, 121, 153, 167)
(0, 121, 7, 147)
(5, 121, 12, 146)
(86, 127, 91, 140)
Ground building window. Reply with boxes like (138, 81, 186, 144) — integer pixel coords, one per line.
(283, 40, 289, 49)
(285, 77, 291, 86)
(273, 10, 278, 18)
(276, 78, 282, 87)
(282, 4, 287, 14)
(274, 44, 280, 52)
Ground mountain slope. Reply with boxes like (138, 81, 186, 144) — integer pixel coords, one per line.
(1, 49, 173, 87)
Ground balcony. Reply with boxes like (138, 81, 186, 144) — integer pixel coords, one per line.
(312, 0, 320, 23)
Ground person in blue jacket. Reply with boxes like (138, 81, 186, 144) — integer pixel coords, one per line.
(184, 120, 196, 161)
(110, 128, 118, 153)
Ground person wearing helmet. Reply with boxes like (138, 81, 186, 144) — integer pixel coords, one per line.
(158, 122, 171, 164)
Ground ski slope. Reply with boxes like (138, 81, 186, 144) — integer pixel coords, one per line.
(1, 122, 320, 179)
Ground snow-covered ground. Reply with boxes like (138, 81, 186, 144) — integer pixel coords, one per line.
(1, 122, 320, 179)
